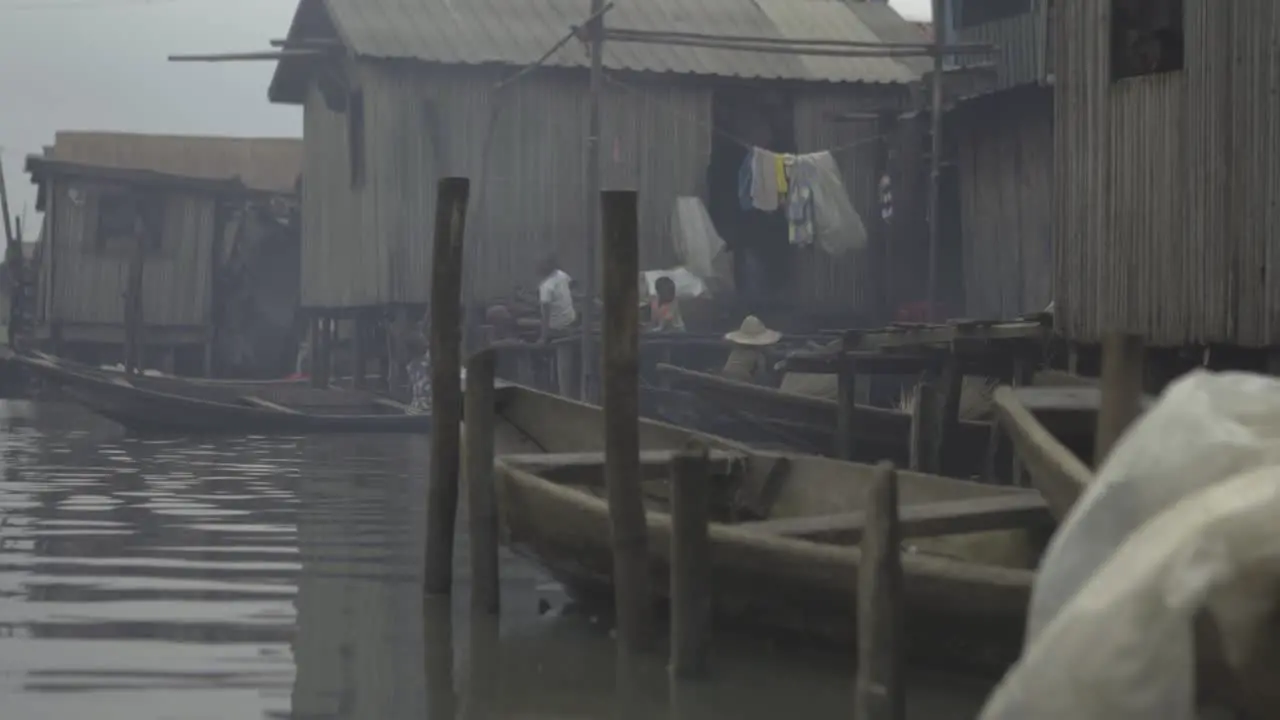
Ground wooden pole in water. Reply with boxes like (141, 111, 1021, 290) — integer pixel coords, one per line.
(600, 189, 654, 653)
(907, 375, 939, 472)
(581, 0, 606, 402)
(853, 461, 905, 720)
(669, 440, 712, 679)
(1094, 331, 1144, 467)
(353, 312, 369, 389)
(424, 176, 471, 596)
(465, 347, 499, 614)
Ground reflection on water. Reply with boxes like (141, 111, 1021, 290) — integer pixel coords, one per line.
(0, 400, 993, 719)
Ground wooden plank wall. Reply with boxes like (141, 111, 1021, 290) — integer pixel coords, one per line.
(43, 180, 214, 329)
(951, 86, 1053, 320)
(792, 85, 907, 318)
(1056, 0, 1280, 347)
(299, 62, 709, 309)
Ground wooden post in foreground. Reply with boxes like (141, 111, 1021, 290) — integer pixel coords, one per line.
(853, 461, 905, 720)
(835, 334, 858, 460)
(670, 440, 712, 679)
(600, 189, 654, 653)
(1094, 331, 1144, 467)
(907, 376, 939, 472)
(424, 176, 471, 596)
(465, 347, 499, 614)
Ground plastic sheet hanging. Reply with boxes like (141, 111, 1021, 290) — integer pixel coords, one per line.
(979, 370, 1280, 720)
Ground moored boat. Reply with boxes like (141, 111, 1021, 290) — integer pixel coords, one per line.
(651, 362, 994, 472)
(489, 384, 1053, 669)
(5, 350, 432, 435)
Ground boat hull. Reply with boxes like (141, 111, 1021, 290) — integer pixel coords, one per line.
(496, 460, 1033, 671)
(9, 351, 431, 435)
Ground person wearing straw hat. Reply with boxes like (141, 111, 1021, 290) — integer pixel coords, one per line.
(721, 315, 780, 384)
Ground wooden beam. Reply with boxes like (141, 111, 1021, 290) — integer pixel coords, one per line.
(240, 395, 301, 414)
(782, 351, 943, 376)
(738, 492, 1051, 544)
(853, 462, 904, 720)
(424, 177, 471, 597)
(669, 441, 712, 679)
(1094, 332, 1145, 466)
(600, 189, 654, 652)
(499, 448, 742, 474)
(167, 50, 327, 62)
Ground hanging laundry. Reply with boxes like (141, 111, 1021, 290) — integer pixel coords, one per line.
(785, 151, 867, 256)
(774, 153, 788, 195)
(750, 147, 779, 211)
(737, 153, 754, 211)
(786, 156, 815, 247)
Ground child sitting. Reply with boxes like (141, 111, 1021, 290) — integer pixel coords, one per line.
(649, 275, 686, 332)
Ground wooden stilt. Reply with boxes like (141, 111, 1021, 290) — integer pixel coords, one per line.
(600, 189, 653, 654)
(424, 177, 471, 596)
(354, 312, 369, 390)
(423, 596, 456, 720)
(465, 348, 499, 614)
(836, 334, 859, 460)
(853, 461, 905, 720)
(669, 440, 712, 679)
(309, 315, 324, 389)
(1095, 331, 1144, 467)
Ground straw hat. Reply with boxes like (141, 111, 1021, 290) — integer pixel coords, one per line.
(724, 315, 781, 346)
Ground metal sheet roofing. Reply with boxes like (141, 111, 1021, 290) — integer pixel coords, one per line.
(47, 132, 303, 194)
(320, 0, 926, 84)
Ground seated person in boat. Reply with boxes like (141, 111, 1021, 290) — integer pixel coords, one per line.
(537, 254, 578, 344)
(405, 333, 432, 415)
(648, 275, 686, 332)
(721, 315, 779, 384)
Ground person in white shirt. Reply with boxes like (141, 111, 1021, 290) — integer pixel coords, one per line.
(536, 254, 577, 343)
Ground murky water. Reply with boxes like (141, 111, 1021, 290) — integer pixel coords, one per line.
(0, 400, 995, 719)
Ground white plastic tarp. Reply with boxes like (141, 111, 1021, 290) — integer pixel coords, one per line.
(979, 371, 1280, 720)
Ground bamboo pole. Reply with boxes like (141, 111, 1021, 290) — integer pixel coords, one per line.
(925, 0, 947, 322)
(600, 189, 654, 653)
(852, 462, 905, 720)
(836, 333, 858, 460)
(669, 440, 712, 679)
(1094, 331, 1144, 467)
(424, 177, 471, 596)
(465, 347, 499, 614)
(581, 0, 605, 402)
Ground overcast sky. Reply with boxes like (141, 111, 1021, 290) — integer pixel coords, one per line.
(0, 0, 930, 234)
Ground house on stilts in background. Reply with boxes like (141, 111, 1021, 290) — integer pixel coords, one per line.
(937, 0, 1054, 322)
(265, 0, 935, 352)
(1054, 0, 1280, 381)
(24, 132, 303, 377)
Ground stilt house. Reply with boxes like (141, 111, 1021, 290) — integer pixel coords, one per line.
(25, 132, 302, 374)
(268, 0, 931, 326)
(1056, 0, 1280, 349)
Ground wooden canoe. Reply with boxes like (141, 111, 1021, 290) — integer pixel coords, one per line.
(651, 362, 995, 473)
(990, 386, 1094, 520)
(489, 384, 1051, 669)
(991, 384, 1156, 520)
(7, 350, 433, 435)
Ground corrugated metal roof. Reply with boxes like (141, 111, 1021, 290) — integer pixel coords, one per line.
(322, 0, 925, 84)
(50, 132, 302, 194)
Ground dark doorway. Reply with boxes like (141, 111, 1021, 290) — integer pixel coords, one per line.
(703, 87, 797, 319)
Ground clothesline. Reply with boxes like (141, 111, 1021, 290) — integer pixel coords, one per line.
(601, 71, 893, 158)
